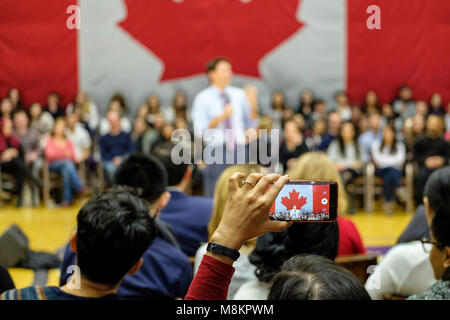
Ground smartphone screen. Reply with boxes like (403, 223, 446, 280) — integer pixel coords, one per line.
(268, 180, 338, 222)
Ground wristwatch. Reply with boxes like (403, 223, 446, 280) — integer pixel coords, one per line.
(206, 242, 240, 261)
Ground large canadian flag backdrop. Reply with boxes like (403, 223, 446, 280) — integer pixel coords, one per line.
(0, 0, 450, 114)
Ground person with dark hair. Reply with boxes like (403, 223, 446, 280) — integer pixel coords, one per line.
(371, 124, 407, 215)
(362, 90, 380, 115)
(413, 114, 449, 205)
(278, 120, 309, 172)
(233, 220, 339, 299)
(358, 112, 382, 164)
(333, 91, 352, 122)
(366, 167, 450, 299)
(0, 98, 14, 121)
(0, 265, 14, 294)
(428, 93, 445, 116)
(1, 190, 155, 300)
(393, 85, 415, 119)
(192, 57, 259, 197)
(327, 121, 363, 213)
(153, 142, 213, 256)
(269, 90, 291, 131)
(44, 92, 64, 120)
(60, 154, 192, 299)
(318, 111, 341, 151)
(99, 98, 132, 136)
(408, 202, 450, 299)
(297, 89, 315, 128)
(268, 254, 371, 300)
(7, 88, 22, 110)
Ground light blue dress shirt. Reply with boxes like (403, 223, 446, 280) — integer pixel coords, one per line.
(192, 85, 256, 147)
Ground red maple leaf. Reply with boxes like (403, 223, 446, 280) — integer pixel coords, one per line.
(281, 189, 307, 211)
(119, 0, 304, 81)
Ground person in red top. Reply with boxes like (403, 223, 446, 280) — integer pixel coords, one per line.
(185, 172, 292, 300)
(44, 117, 85, 207)
(337, 216, 366, 256)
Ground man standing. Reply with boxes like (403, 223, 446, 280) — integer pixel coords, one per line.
(192, 57, 259, 197)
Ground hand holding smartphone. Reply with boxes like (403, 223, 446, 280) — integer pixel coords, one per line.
(268, 180, 338, 222)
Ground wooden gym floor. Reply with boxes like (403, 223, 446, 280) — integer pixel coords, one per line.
(0, 200, 413, 289)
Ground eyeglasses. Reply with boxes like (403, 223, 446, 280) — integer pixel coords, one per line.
(420, 238, 441, 253)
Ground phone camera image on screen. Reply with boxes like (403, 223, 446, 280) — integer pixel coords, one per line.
(269, 180, 337, 222)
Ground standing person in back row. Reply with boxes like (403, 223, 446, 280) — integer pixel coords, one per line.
(192, 57, 259, 198)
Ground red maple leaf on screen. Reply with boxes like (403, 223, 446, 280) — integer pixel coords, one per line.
(119, 0, 304, 81)
(281, 189, 307, 211)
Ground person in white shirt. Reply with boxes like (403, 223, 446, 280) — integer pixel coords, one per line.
(99, 99, 131, 136)
(371, 124, 407, 214)
(65, 111, 92, 163)
(365, 167, 450, 299)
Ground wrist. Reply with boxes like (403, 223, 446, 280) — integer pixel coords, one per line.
(210, 227, 244, 251)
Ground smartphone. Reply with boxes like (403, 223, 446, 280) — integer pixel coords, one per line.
(268, 180, 338, 222)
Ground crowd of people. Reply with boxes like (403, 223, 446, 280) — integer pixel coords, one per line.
(0, 57, 450, 301)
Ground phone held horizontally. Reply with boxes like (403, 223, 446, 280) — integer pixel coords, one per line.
(268, 180, 338, 222)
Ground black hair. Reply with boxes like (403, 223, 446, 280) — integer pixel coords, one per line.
(431, 202, 450, 281)
(206, 57, 230, 73)
(268, 254, 371, 300)
(152, 141, 189, 187)
(114, 153, 168, 203)
(249, 222, 339, 283)
(76, 190, 156, 285)
(423, 166, 450, 212)
(379, 124, 398, 154)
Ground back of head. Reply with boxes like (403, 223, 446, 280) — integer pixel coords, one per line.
(431, 202, 450, 281)
(152, 141, 189, 187)
(76, 190, 156, 285)
(424, 166, 450, 213)
(114, 154, 168, 204)
(288, 152, 348, 214)
(249, 221, 339, 283)
(268, 254, 371, 300)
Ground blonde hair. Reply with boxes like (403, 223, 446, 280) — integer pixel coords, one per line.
(208, 164, 262, 247)
(287, 152, 349, 214)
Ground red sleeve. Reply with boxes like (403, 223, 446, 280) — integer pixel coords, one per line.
(184, 254, 235, 300)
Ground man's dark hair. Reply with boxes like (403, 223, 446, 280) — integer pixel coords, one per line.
(152, 142, 189, 187)
(114, 154, 168, 203)
(268, 254, 371, 300)
(249, 222, 339, 283)
(206, 57, 230, 73)
(423, 166, 450, 212)
(76, 190, 156, 285)
(431, 202, 450, 281)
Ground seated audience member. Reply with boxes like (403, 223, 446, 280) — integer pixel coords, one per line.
(310, 99, 327, 123)
(99, 98, 132, 136)
(333, 91, 352, 122)
(393, 85, 416, 119)
(233, 212, 339, 299)
(65, 111, 92, 164)
(445, 102, 450, 134)
(60, 154, 192, 299)
(416, 100, 429, 117)
(297, 89, 315, 128)
(380, 103, 402, 132)
(279, 120, 309, 172)
(131, 116, 150, 153)
(408, 202, 450, 300)
(1, 118, 38, 207)
(327, 121, 363, 213)
(44, 92, 64, 120)
(269, 91, 292, 131)
(99, 110, 135, 186)
(0, 265, 14, 294)
(362, 90, 380, 115)
(350, 105, 364, 135)
(184, 173, 293, 300)
(29, 102, 54, 135)
(164, 91, 190, 125)
(66, 90, 99, 132)
(194, 164, 262, 299)
(371, 125, 407, 215)
(428, 93, 445, 116)
(13, 109, 43, 204)
(318, 111, 341, 151)
(413, 115, 449, 205)
(152, 123, 174, 151)
(366, 167, 450, 299)
(288, 152, 366, 256)
(305, 119, 326, 151)
(358, 112, 382, 164)
(44, 118, 85, 206)
(268, 254, 371, 300)
(7, 88, 22, 110)
(153, 142, 213, 256)
(2, 190, 155, 300)
(0, 98, 14, 121)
